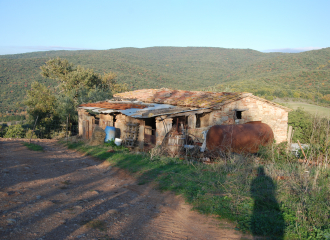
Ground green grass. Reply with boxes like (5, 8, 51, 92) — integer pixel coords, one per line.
(22, 142, 44, 151)
(65, 141, 330, 239)
(278, 101, 330, 118)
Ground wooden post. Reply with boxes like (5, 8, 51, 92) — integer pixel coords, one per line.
(66, 116, 69, 144)
(297, 140, 307, 160)
(287, 126, 292, 143)
(30, 116, 38, 144)
(287, 126, 292, 152)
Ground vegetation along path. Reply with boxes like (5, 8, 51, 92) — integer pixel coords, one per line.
(0, 139, 251, 240)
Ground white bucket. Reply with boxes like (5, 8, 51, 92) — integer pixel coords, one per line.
(114, 138, 122, 146)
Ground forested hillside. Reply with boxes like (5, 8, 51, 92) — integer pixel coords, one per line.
(1, 47, 330, 114)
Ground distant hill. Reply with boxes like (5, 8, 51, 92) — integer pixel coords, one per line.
(262, 48, 323, 53)
(0, 47, 330, 114)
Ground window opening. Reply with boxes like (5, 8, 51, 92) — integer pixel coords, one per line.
(92, 118, 99, 125)
(196, 114, 202, 128)
(235, 111, 242, 120)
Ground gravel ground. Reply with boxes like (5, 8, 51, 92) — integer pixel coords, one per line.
(0, 138, 251, 240)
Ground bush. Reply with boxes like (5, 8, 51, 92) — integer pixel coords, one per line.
(289, 108, 330, 161)
(25, 129, 37, 139)
(3, 124, 25, 138)
(288, 108, 313, 143)
(0, 124, 7, 137)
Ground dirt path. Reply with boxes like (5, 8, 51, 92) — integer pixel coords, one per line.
(0, 139, 251, 240)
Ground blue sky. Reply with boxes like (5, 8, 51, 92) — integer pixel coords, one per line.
(0, 0, 329, 55)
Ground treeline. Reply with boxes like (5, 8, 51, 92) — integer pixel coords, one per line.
(1, 47, 330, 114)
(0, 114, 26, 122)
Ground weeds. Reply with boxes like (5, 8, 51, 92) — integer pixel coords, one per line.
(104, 139, 129, 151)
(22, 142, 43, 151)
(64, 121, 330, 239)
(84, 220, 106, 231)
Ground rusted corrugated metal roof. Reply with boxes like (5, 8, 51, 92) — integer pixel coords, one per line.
(114, 89, 246, 108)
(78, 89, 290, 118)
(79, 101, 147, 110)
(78, 100, 195, 118)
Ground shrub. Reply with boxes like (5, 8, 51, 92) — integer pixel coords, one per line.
(288, 108, 313, 143)
(0, 124, 7, 137)
(25, 129, 37, 139)
(3, 124, 25, 138)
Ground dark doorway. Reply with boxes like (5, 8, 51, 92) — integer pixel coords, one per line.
(144, 117, 156, 147)
(172, 116, 188, 134)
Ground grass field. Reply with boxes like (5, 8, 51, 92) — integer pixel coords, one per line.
(276, 101, 330, 118)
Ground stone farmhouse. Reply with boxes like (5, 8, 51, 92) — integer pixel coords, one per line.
(78, 89, 291, 151)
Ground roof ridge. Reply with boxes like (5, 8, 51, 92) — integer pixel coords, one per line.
(113, 89, 290, 111)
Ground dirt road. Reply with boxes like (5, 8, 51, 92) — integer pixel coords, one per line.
(0, 139, 250, 240)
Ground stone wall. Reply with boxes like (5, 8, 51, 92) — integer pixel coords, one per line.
(208, 97, 288, 143)
(99, 114, 114, 129)
(78, 96, 289, 145)
(114, 114, 145, 149)
(185, 97, 288, 143)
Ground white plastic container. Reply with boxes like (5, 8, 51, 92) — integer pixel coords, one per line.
(114, 138, 122, 146)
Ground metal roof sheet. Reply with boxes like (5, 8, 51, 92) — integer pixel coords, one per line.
(78, 101, 193, 118)
(78, 89, 291, 118)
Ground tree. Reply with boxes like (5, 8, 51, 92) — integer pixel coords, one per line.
(25, 58, 128, 130)
(39, 57, 127, 99)
(102, 72, 128, 94)
(40, 58, 103, 96)
(24, 81, 58, 121)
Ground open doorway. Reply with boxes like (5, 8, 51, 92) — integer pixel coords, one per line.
(172, 116, 188, 134)
(144, 117, 156, 146)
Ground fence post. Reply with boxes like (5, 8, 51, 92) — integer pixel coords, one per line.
(66, 116, 69, 144)
(30, 116, 38, 144)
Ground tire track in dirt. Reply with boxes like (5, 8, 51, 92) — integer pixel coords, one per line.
(0, 139, 252, 240)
